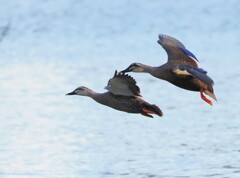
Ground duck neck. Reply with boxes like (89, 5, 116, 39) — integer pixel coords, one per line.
(139, 64, 154, 74)
(88, 90, 106, 104)
(150, 65, 168, 80)
(86, 89, 98, 98)
(142, 64, 162, 78)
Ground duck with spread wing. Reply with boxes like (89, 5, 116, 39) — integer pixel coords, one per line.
(66, 71, 163, 118)
(121, 34, 217, 106)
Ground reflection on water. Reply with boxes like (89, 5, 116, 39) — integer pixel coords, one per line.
(0, 0, 240, 177)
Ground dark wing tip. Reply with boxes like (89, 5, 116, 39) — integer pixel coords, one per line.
(157, 34, 185, 49)
(114, 71, 137, 85)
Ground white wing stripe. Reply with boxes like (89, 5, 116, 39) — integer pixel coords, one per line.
(174, 69, 191, 75)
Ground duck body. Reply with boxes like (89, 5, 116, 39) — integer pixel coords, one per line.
(151, 63, 213, 92)
(89, 92, 162, 117)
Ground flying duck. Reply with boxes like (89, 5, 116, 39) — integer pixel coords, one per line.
(66, 71, 163, 118)
(121, 34, 217, 105)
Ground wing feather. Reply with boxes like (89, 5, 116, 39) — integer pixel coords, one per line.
(158, 34, 199, 67)
(106, 71, 141, 97)
(186, 67, 214, 87)
(173, 65, 214, 87)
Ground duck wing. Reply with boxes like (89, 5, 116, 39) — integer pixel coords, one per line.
(173, 65, 214, 87)
(158, 34, 199, 67)
(105, 70, 141, 97)
(186, 67, 214, 87)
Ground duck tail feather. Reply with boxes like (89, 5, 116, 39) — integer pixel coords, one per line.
(142, 103, 163, 118)
(204, 90, 217, 101)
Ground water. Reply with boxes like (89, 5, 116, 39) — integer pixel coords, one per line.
(0, 0, 240, 177)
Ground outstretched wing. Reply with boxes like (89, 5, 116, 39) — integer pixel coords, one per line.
(158, 34, 199, 67)
(105, 70, 141, 97)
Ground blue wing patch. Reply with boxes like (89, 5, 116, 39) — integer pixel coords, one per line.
(179, 47, 199, 62)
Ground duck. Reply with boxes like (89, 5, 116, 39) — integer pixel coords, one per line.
(121, 34, 217, 106)
(66, 71, 163, 118)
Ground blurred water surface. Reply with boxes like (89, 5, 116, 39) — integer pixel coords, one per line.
(0, 0, 240, 177)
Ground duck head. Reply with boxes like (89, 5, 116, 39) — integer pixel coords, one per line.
(121, 63, 146, 73)
(66, 86, 90, 96)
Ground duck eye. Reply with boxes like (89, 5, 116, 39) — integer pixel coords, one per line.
(77, 87, 84, 91)
(133, 63, 139, 67)
(130, 64, 138, 69)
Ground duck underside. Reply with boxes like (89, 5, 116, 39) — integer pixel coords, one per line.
(98, 93, 163, 118)
(169, 75, 217, 105)
(169, 75, 210, 92)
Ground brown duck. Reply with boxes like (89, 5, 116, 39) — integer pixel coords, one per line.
(66, 71, 163, 118)
(121, 34, 217, 106)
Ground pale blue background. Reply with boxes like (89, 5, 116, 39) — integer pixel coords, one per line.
(0, 0, 239, 177)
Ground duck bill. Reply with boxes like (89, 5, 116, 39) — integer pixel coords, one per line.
(204, 90, 217, 101)
(65, 91, 76, 95)
(120, 66, 132, 73)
